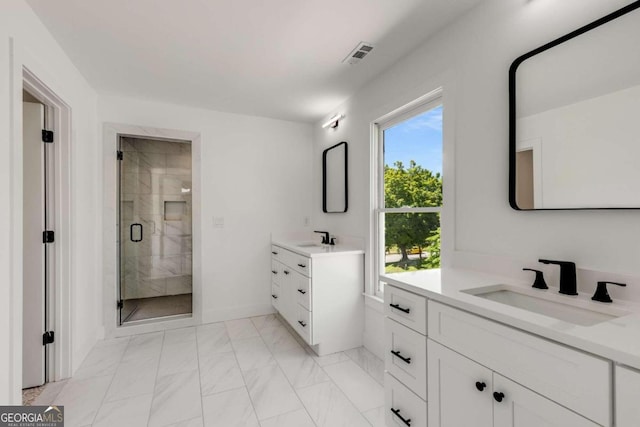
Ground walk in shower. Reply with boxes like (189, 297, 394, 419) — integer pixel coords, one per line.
(118, 136, 193, 324)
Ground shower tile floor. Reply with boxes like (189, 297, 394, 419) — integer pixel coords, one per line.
(122, 294, 192, 323)
(31, 314, 385, 427)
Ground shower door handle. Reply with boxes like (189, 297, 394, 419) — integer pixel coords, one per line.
(130, 223, 143, 242)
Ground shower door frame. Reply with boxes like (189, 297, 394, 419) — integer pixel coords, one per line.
(103, 123, 202, 337)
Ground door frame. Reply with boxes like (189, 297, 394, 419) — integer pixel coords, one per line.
(102, 123, 202, 338)
(9, 63, 73, 400)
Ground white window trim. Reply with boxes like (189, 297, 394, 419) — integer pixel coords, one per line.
(371, 88, 447, 297)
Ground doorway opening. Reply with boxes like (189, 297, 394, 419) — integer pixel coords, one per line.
(117, 136, 193, 325)
(20, 69, 72, 404)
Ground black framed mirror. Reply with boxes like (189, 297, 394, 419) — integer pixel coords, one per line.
(509, 1, 640, 210)
(322, 141, 348, 213)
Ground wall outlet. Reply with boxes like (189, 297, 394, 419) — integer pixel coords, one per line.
(304, 216, 310, 227)
(213, 216, 224, 228)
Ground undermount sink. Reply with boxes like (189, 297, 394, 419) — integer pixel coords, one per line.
(295, 242, 323, 248)
(462, 284, 630, 326)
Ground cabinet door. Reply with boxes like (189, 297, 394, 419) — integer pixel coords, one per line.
(428, 340, 493, 427)
(616, 365, 640, 427)
(280, 265, 295, 324)
(493, 374, 600, 427)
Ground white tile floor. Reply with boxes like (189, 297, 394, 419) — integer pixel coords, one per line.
(33, 314, 386, 427)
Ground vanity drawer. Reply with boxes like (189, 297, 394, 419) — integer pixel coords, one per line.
(271, 283, 280, 310)
(293, 274, 312, 311)
(270, 260, 283, 284)
(385, 285, 427, 335)
(286, 251, 311, 277)
(385, 373, 427, 427)
(428, 301, 611, 426)
(271, 245, 284, 261)
(385, 318, 427, 400)
(295, 305, 313, 344)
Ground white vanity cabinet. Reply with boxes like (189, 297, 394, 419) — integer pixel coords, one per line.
(384, 286, 428, 427)
(616, 365, 640, 426)
(428, 340, 599, 427)
(270, 243, 363, 356)
(427, 300, 610, 426)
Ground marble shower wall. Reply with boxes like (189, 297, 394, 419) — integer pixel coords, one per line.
(120, 137, 192, 300)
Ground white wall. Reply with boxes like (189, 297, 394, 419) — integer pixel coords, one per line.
(99, 94, 313, 326)
(0, 0, 100, 404)
(312, 0, 638, 358)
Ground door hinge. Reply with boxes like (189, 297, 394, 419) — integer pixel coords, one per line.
(117, 300, 124, 309)
(42, 130, 54, 143)
(43, 230, 55, 243)
(117, 151, 123, 160)
(42, 331, 55, 345)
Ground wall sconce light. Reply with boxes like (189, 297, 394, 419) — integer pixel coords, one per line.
(322, 114, 344, 129)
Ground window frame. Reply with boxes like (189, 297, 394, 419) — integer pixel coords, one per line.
(372, 90, 444, 297)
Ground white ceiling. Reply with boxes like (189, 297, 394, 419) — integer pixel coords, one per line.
(26, 0, 481, 122)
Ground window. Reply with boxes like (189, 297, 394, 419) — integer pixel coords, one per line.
(374, 96, 443, 295)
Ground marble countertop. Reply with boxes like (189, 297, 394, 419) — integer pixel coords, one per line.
(381, 268, 640, 370)
(272, 240, 364, 257)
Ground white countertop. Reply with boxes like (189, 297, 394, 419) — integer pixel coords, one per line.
(381, 268, 640, 370)
(272, 240, 364, 257)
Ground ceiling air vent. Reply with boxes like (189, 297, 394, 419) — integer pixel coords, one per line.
(343, 42, 374, 65)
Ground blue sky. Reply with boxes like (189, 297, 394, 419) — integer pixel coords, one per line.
(384, 105, 443, 175)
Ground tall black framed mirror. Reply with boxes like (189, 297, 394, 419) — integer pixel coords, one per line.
(322, 141, 348, 213)
(509, 1, 640, 210)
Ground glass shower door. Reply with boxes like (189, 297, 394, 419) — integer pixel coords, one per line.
(117, 136, 193, 325)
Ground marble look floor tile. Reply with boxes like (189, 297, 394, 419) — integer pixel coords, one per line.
(199, 351, 244, 396)
(259, 408, 315, 427)
(345, 347, 385, 385)
(305, 348, 351, 367)
(122, 331, 164, 362)
(93, 394, 153, 427)
(54, 375, 112, 427)
(297, 381, 371, 427)
(164, 326, 196, 345)
(197, 322, 232, 355)
(158, 333, 199, 376)
(243, 364, 302, 420)
(363, 406, 386, 427)
(73, 337, 129, 379)
(323, 360, 384, 412)
(273, 346, 329, 389)
(149, 370, 202, 427)
(259, 325, 301, 353)
(105, 355, 159, 402)
(166, 417, 203, 427)
(231, 337, 276, 372)
(202, 387, 259, 427)
(225, 319, 260, 341)
(250, 314, 282, 332)
(31, 379, 67, 406)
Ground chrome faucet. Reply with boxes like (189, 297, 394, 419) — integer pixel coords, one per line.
(538, 259, 578, 295)
(314, 230, 330, 245)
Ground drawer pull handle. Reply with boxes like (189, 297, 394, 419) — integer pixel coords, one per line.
(298, 320, 307, 328)
(284, 270, 290, 275)
(493, 391, 505, 403)
(475, 381, 486, 392)
(389, 303, 411, 314)
(272, 251, 278, 255)
(390, 408, 411, 426)
(271, 270, 277, 274)
(297, 289, 307, 295)
(390, 350, 411, 364)
(271, 294, 278, 299)
(298, 263, 306, 268)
